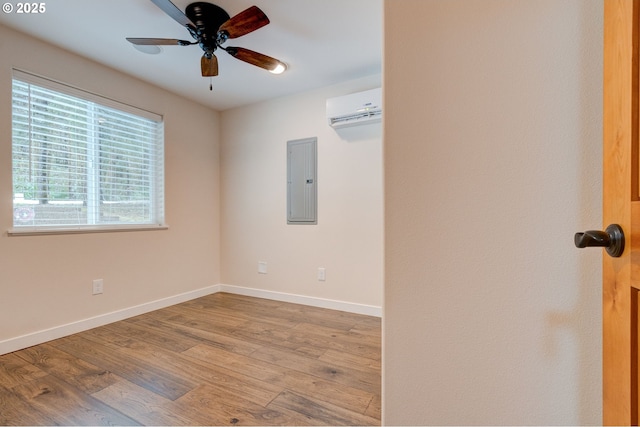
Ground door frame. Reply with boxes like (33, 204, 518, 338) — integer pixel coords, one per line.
(602, 0, 639, 424)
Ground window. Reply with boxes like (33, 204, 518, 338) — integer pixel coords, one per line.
(11, 70, 164, 233)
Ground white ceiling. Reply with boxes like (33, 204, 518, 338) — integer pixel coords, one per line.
(0, 0, 382, 110)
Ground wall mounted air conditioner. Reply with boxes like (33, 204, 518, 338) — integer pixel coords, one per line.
(326, 87, 382, 129)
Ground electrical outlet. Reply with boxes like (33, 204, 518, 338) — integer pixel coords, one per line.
(92, 279, 104, 295)
(318, 268, 326, 281)
(258, 261, 267, 274)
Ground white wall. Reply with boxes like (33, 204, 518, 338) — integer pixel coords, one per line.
(0, 24, 221, 352)
(220, 75, 383, 311)
(383, 0, 602, 424)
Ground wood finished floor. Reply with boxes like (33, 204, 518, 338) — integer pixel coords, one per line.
(0, 293, 381, 426)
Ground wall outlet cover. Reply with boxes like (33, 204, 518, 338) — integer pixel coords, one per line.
(258, 261, 267, 274)
(92, 279, 104, 295)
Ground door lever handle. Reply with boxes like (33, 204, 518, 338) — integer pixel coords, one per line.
(574, 224, 624, 257)
(575, 230, 610, 248)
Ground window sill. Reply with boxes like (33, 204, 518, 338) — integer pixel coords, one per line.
(7, 224, 169, 236)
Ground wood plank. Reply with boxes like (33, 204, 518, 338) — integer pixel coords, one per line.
(292, 322, 381, 348)
(92, 378, 195, 426)
(320, 348, 382, 371)
(268, 390, 380, 426)
(250, 344, 381, 392)
(365, 393, 382, 420)
(10, 374, 140, 425)
(229, 319, 308, 351)
(194, 302, 302, 330)
(117, 340, 283, 408)
(99, 319, 201, 352)
(177, 384, 308, 426)
(204, 292, 285, 311)
(129, 316, 263, 356)
(0, 353, 48, 388)
(183, 342, 376, 415)
(350, 321, 384, 338)
(73, 324, 137, 349)
(15, 343, 118, 394)
(274, 300, 381, 328)
(52, 335, 196, 401)
(183, 343, 288, 382)
(151, 306, 305, 355)
(205, 293, 375, 331)
(288, 322, 382, 361)
(279, 369, 377, 416)
(139, 302, 249, 330)
(293, 345, 328, 358)
(0, 384, 58, 426)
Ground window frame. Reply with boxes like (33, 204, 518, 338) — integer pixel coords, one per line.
(8, 69, 166, 236)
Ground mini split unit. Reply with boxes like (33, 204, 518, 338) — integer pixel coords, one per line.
(326, 87, 382, 129)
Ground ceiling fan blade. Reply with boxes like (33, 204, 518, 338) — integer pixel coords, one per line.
(218, 6, 270, 39)
(150, 0, 195, 28)
(127, 37, 192, 46)
(225, 47, 285, 73)
(201, 54, 219, 77)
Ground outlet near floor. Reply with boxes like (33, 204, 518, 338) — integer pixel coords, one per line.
(92, 279, 104, 295)
(318, 268, 326, 281)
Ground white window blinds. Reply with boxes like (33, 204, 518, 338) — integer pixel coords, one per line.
(11, 70, 165, 232)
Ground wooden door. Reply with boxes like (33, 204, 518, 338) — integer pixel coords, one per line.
(602, 0, 639, 424)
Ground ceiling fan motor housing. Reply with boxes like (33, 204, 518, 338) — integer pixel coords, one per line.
(185, 2, 230, 53)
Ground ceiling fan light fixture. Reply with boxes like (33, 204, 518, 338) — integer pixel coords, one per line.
(132, 44, 162, 55)
(269, 62, 287, 74)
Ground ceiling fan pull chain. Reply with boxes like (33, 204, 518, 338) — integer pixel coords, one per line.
(209, 77, 213, 91)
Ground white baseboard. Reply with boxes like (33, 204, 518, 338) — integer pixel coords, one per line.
(219, 284, 382, 318)
(0, 283, 381, 356)
(0, 284, 221, 356)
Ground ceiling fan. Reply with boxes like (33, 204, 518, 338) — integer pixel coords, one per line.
(126, 0, 287, 80)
